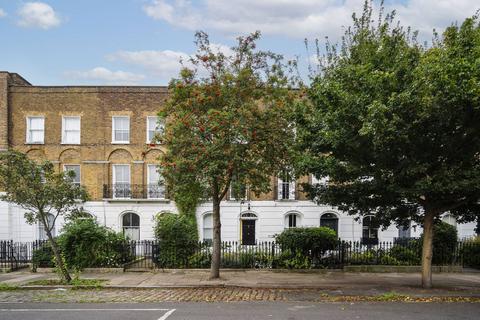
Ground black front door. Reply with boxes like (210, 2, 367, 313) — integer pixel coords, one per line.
(242, 220, 256, 245)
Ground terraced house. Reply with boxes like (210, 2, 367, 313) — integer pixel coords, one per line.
(0, 71, 477, 243)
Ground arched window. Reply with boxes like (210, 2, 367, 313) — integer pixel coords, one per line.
(38, 214, 55, 240)
(122, 212, 140, 240)
(240, 212, 257, 245)
(203, 213, 213, 242)
(362, 215, 379, 245)
(442, 214, 457, 228)
(320, 212, 339, 235)
(285, 212, 300, 228)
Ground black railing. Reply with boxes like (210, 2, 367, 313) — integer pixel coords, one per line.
(1, 239, 477, 271)
(103, 184, 167, 199)
(0, 240, 32, 271)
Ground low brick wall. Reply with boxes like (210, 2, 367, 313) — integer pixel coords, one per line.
(343, 265, 463, 273)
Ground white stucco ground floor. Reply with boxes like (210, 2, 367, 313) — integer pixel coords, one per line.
(0, 198, 478, 243)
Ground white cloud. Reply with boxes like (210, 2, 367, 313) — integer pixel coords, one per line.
(108, 50, 189, 79)
(17, 2, 61, 29)
(108, 43, 233, 80)
(65, 67, 145, 84)
(0, 8, 6, 18)
(142, 0, 480, 40)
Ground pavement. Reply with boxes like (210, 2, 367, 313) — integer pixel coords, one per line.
(0, 302, 479, 320)
(1, 270, 480, 298)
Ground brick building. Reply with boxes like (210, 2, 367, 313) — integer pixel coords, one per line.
(0, 72, 477, 243)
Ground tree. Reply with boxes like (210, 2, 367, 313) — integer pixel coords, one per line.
(159, 31, 296, 278)
(300, 2, 480, 288)
(0, 151, 88, 282)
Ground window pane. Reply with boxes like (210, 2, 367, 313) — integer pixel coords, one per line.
(114, 165, 130, 183)
(64, 117, 80, 130)
(28, 117, 44, 143)
(148, 165, 160, 184)
(30, 117, 44, 130)
(30, 130, 44, 143)
(113, 117, 130, 142)
(147, 117, 163, 142)
(203, 214, 213, 240)
(64, 165, 80, 184)
(148, 117, 158, 131)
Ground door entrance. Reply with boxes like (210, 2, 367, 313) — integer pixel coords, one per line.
(241, 220, 256, 245)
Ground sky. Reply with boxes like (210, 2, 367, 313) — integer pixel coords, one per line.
(0, 0, 478, 86)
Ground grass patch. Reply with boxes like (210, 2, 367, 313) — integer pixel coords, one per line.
(27, 278, 107, 288)
(0, 282, 19, 291)
(375, 291, 408, 301)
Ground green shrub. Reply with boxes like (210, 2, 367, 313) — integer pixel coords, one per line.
(275, 227, 337, 258)
(379, 255, 400, 265)
(350, 249, 378, 265)
(154, 213, 198, 267)
(462, 237, 480, 269)
(273, 250, 312, 269)
(57, 218, 131, 269)
(420, 221, 458, 265)
(32, 243, 54, 268)
(388, 245, 421, 265)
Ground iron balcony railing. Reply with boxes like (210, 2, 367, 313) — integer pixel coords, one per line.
(103, 184, 167, 199)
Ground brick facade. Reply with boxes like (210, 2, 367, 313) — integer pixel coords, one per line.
(1, 72, 307, 201)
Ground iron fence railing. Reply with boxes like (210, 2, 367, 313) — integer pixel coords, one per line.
(1, 238, 477, 271)
(103, 184, 167, 199)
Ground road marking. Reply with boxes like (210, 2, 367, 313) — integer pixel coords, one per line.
(158, 309, 176, 320)
(0, 308, 171, 312)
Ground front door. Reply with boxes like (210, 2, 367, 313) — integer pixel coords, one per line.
(242, 220, 256, 245)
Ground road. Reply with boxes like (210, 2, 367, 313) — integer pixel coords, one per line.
(0, 302, 479, 320)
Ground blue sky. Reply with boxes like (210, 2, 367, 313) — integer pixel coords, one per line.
(0, 0, 478, 85)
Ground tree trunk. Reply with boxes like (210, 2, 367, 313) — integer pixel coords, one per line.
(210, 195, 221, 279)
(421, 209, 436, 289)
(45, 225, 71, 283)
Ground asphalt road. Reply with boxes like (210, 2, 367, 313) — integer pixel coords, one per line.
(0, 302, 479, 320)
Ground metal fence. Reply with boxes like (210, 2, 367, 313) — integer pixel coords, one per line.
(0, 240, 32, 271)
(1, 239, 477, 271)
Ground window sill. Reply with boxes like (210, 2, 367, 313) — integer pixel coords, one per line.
(61, 143, 81, 145)
(275, 199, 298, 202)
(111, 142, 130, 145)
(25, 142, 44, 145)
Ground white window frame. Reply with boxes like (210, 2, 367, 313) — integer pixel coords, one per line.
(146, 116, 163, 144)
(285, 213, 300, 229)
(203, 213, 213, 242)
(26, 116, 45, 144)
(112, 164, 131, 199)
(147, 164, 165, 199)
(63, 164, 81, 186)
(277, 171, 296, 200)
(38, 213, 55, 240)
(112, 116, 130, 144)
(61, 116, 81, 145)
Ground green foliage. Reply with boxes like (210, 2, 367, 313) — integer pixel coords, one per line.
(154, 213, 199, 267)
(32, 219, 132, 270)
(32, 243, 55, 269)
(300, 1, 480, 232)
(275, 227, 337, 257)
(159, 31, 296, 200)
(0, 283, 18, 291)
(0, 150, 89, 282)
(57, 218, 131, 269)
(388, 245, 421, 265)
(274, 227, 337, 269)
(273, 250, 312, 269)
(462, 237, 480, 269)
(420, 221, 458, 265)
